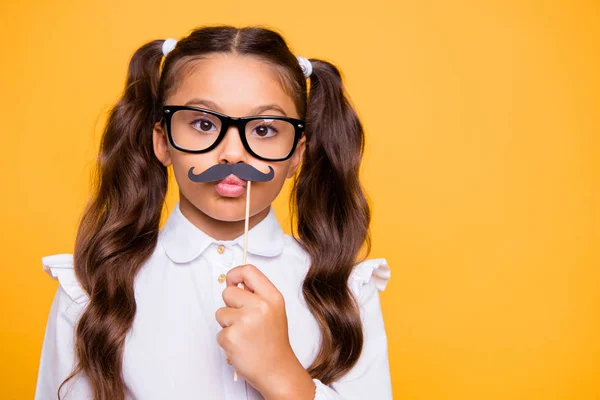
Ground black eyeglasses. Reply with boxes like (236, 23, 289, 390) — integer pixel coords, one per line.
(161, 105, 305, 162)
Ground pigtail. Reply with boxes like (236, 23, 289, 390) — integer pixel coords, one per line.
(291, 60, 371, 384)
(59, 40, 168, 400)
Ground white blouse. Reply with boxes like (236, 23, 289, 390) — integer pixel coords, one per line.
(35, 202, 392, 400)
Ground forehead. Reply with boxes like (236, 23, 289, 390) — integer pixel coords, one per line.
(165, 53, 299, 118)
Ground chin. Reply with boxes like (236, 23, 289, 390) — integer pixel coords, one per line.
(183, 186, 273, 223)
(203, 202, 247, 223)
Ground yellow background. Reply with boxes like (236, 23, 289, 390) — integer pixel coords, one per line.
(1, 0, 598, 399)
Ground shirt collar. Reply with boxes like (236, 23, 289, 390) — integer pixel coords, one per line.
(159, 201, 286, 264)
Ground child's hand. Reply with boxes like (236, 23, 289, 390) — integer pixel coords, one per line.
(215, 264, 315, 399)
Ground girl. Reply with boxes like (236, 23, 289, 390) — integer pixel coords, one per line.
(35, 25, 392, 400)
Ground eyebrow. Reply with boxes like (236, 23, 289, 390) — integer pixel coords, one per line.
(183, 98, 288, 117)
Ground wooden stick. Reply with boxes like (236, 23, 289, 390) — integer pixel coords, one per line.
(234, 180, 251, 382)
(242, 181, 251, 266)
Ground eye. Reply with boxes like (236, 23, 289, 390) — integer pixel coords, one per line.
(191, 119, 217, 133)
(252, 123, 278, 138)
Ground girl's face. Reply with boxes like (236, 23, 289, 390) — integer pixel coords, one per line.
(153, 53, 305, 224)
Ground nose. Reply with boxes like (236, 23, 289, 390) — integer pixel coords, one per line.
(217, 125, 247, 165)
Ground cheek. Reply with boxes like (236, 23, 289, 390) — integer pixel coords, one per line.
(170, 152, 218, 192)
(254, 168, 287, 200)
(246, 163, 289, 209)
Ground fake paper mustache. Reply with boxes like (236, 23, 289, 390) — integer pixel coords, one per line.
(188, 163, 275, 183)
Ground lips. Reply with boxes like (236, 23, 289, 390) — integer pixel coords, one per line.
(219, 174, 247, 187)
(215, 174, 247, 198)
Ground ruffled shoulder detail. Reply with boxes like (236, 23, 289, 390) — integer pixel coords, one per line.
(349, 258, 391, 298)
(42, 253, 89, 305)
(312, 378, 337, 399)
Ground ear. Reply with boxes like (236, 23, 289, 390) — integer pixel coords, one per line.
(153, 122, 173, 167)
(286, 136, 306, 179)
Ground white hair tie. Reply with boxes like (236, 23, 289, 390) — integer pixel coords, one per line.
(296, 56, 313, 78)
(162, 38, 178, 57)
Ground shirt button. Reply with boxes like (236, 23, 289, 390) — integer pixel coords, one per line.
(218, 273, 226, 284)
(217, 245, 225, 255)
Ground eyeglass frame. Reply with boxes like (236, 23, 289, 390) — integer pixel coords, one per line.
(161, 105, 306, 162)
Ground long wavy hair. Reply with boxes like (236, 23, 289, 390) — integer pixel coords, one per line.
(61, 25, 371, 399)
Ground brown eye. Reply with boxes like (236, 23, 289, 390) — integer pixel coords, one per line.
(191, 119, 217, 133)
(251, 124, 277, 138)
(256, 126, 268, 137)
